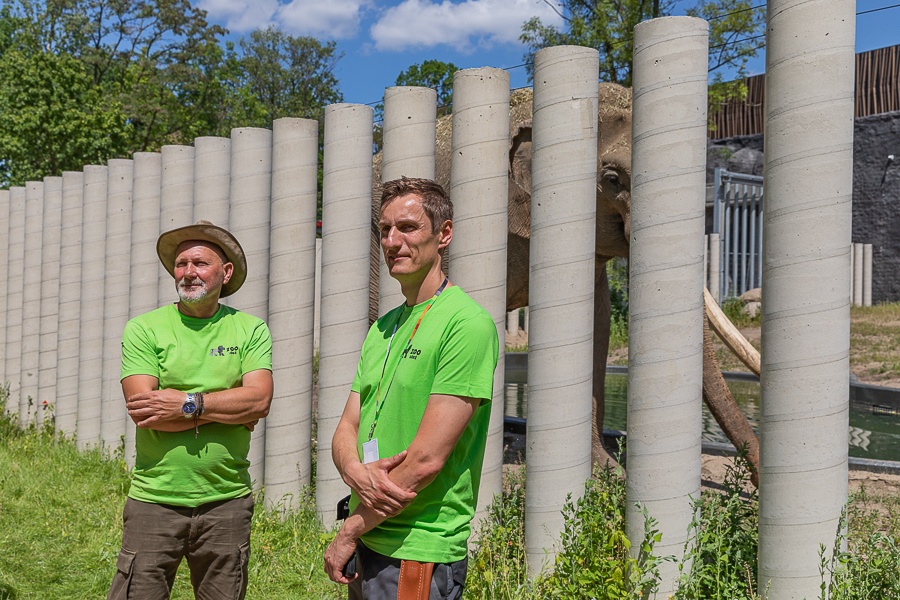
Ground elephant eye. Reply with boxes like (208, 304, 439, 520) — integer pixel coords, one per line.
(602, 171, 620, 188)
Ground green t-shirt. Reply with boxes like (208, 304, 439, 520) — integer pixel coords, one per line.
(350, 285, 499, 563)
(121, 303, 272, 507)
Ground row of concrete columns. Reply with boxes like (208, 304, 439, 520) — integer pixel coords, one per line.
(0, 7, 855, 595)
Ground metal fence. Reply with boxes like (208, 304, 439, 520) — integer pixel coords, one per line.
(712, 168, 764, 300)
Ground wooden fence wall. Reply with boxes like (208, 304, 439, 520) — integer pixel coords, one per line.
(710, 44, 900, 138)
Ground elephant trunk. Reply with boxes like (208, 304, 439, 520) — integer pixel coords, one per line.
(702, 316, 760, 488)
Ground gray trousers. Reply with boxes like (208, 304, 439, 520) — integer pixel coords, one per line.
(348, 541, 467, 600)
(107, 494, 254, 600)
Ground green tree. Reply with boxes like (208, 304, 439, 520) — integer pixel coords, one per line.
(520, 0, 765, 107)
(220, 27, 343, 130)
(0, 49, 130, 185)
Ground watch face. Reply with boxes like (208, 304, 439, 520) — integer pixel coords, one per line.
(183, 401, 197, 415)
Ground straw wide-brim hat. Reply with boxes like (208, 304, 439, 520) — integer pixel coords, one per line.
(157, 220, 247, 298)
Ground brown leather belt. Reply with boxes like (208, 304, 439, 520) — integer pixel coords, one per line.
(397, 559, 434, 600)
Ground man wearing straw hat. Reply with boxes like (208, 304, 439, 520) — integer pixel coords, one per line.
(108, 221, 273, 600)
(324, 178, 498, 599)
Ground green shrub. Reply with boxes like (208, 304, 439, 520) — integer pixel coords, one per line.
(675, 452, 760, 600)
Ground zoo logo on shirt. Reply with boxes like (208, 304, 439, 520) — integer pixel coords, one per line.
(209, 345, 239, 357)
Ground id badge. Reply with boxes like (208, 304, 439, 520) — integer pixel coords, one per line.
(362, 438, 379, 464)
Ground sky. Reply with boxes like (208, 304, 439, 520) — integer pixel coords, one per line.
(194, 0, 900, 108)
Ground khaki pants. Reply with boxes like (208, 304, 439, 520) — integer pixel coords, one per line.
(108, 494, 253, 600)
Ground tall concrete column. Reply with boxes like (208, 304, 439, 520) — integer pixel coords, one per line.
(525, 46, 599, 574)
(378, 87, 437, 316)
(0, 190, 8, 393)
(20, 181, 44, 425)
(56, 172, 84, 436)
(126, 152, 161, 464)
(446, 67, 510, 521)
(506, 311, 518, 335)
(264, 118, 318, 510)
(759, 2, 855, 597)
(863, 244, 873, 306)
(627, 17, 709, 596)
(852, 242, 863, 306)
(100, 159, 134, 451)
(228, 127, 272, 488)
(37, 177, 63, 428)
(158, 145, 194, 306)
(316, 103, 374, 526)
(77, 165, 108, 450)
(4, 187, 25, 413)
(194, 136, 231, 226)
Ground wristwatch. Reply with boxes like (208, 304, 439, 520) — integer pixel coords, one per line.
(183, 393, 201, 418)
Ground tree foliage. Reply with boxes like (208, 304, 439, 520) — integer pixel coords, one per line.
(520, 0, 766, 111)
(0, 0, 343, 187)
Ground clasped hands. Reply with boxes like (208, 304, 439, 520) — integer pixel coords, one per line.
(344, 450, 417, 518)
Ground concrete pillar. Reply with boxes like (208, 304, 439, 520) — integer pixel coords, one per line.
(525, 46, 598, 574)
(709, 232, 721, 303)
(378, 87, 437, 316)
(0, 190, 8, 398)
(158, 145, 194, 306)
(446, 67, 510, 522)
(194, 136, 231, 226)
(126, 152, 161, 464)
(56, 172, 84, 436)
(627, 17, 709, 596)
(316, 103, 374, 526)
(314, 238, 322, 351)
(759, 2, 855, 597)
(849, 242, 854, 302)
(37, 177, 63, 428)
(20, 181, 44, 425)
(77, 165, 108, 450)
(4, 187, 25, 413)
(228, 127, 273, 488)
(523, 306, 529, 334)
(853, 242, 863, 306)
(506, 311, 518, 335)
(100, 159, 134, 452)
(863, 243, 873, 307)
(264, 118, 318, 510)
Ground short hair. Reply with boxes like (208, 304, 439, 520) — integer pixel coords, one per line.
(381, 177, 453, 233)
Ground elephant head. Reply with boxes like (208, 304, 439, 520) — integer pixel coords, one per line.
(502, 82, 633, 310)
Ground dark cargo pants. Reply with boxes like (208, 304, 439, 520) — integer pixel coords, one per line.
(348, 541, 468, 600)
(107, 494, 253, 600)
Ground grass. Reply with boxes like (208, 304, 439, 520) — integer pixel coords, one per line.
(0, 398, 340, 599)
(3, 390, 900, 599)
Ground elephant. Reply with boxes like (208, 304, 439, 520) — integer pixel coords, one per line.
(370, 83, 760, 484)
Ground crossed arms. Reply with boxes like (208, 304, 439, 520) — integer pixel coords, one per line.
(323, 390, 481, 584)
(122, 369, 274, 433)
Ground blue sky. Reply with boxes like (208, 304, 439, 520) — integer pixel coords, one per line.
(195, 0, 900, 107)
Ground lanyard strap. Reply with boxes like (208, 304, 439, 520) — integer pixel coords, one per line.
(367, 277, 449, 441)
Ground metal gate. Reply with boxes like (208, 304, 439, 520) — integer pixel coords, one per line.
(712, 168, 764, 299)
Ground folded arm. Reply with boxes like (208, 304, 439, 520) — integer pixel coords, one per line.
(123, 369, 273, 432)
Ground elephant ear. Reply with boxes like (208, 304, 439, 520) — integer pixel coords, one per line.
(508, 117, 532, 240)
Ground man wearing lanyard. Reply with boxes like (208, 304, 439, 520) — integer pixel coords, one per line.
(324, 177, 499, 599)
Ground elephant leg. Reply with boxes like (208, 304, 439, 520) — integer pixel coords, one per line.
(702, 316, 760, 487)
(592, 259, 618, 469)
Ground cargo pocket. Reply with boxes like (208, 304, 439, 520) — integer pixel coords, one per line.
(234, 541, 251, 599)
(107, 549, 136, 600)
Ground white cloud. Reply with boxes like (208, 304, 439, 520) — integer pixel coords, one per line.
(198, 0, 278, 32)
(198, 0, 367, 39)
(276, 0, 368, 39)
(370, 0, 563, 52)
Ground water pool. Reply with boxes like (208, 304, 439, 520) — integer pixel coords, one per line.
(504, 373, 900, 462)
